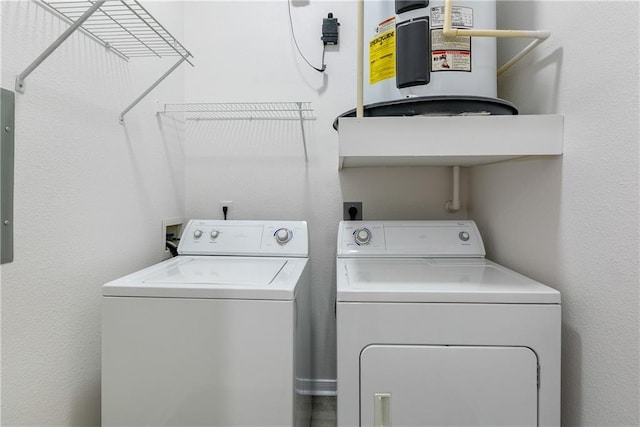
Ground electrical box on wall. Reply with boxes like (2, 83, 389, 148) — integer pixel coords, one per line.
(322, 13, 340, 45)
(343, 202, 363, 221)
(1, 88, 15, 264)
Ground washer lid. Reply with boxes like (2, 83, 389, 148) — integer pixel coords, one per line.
(103, 256, 307, 300)
(337, 258, 560, 304)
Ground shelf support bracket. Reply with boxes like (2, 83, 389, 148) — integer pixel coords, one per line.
(120, 54, 191, 124)
(15, 0, 106, 94)
(297, 102, 309, 163)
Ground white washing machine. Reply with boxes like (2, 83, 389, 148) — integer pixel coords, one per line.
(102, 220, 311, 426)
(336, 220, 561, 427)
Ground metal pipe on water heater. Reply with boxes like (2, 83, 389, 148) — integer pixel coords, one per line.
(443, 0, 550, 75)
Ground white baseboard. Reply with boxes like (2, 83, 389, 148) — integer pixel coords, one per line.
(297, 378, 337, 396)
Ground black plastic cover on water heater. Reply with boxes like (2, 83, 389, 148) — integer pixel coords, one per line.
(395, 0, 428, 14)
(396, 17, 430, 88)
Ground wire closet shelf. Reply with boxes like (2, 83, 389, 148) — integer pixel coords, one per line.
(161, 102, 316, 122)
(17, 0, 193, 123)
(40, 0, 191, 61)
(159, 102, 315, 162)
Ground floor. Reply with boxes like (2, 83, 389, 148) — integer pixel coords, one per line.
(310, 396, 337, 427)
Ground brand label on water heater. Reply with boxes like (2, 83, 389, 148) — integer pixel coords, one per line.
(369, 17, 397, 85)
(430, 6, 474, 28)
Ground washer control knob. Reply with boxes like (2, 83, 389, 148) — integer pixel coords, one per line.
(193, 229, 203, 239)
(354, 228, 372, 245)
(210, 230, 219, 239)
(459, 231, 470, 241)
(275, 228, 292, 244)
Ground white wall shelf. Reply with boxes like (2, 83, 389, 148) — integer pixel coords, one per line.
(160, 102, 316, 162)
(16, 0, 193, 123)
(337, 115, 564, 169)
(160, 102, 315, 121)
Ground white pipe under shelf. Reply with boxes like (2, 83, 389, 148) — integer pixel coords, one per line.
(445, 165, 461, 213)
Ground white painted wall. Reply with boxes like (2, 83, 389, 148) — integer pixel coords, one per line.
(0, 1, 186, 424)
(4, 1, 636, 425)
(470, 1, 639, 425)
(182, 0, 467, 387)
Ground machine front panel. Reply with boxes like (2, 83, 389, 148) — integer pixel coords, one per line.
(360, 345, 538, 426)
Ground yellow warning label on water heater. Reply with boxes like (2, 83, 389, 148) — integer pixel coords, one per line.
(369, 29, 395, 85)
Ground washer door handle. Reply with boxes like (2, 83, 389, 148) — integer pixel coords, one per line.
(374, 392, 392, 427)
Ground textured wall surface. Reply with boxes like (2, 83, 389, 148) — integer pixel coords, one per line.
(0, 1, 186, 424)
(471, 1, 639, 426)
(181, 1, 468, 387)
(3, 0, 638, 425)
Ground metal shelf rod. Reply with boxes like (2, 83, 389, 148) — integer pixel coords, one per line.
(15, 0, 106, 93)
(119, 54, 191, 124)
(297, 102, 309, 163)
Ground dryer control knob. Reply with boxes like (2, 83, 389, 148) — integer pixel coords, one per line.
(210, 230, 219, 239)
(275, 228, 292, 244)
(193, 229, 203, 239)
(354, 228, 371, 245)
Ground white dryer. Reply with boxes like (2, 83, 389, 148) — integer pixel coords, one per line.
(102, 220, 311, 426)
(336, 220, 561, 427)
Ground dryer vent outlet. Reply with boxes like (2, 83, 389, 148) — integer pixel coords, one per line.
(343, 202, 363, 221)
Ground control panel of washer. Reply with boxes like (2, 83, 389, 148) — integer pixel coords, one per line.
(337, 220, 485, 257)
(178, 220, 308, 257)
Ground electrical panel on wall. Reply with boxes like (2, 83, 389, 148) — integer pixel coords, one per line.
(1, 88, 15, 264)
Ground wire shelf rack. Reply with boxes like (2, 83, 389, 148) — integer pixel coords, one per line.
(16, 0, 193, 123)
(159, 102, 315, 162)
(40, 0, 191, 60)
(161, 102, 316, 122)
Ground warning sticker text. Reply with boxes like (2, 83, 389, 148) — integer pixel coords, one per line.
(375, 16, 396, 35)
(431, 29, 471, 72)
(369, 29, 396, 84)
(432, 50, 471, 72)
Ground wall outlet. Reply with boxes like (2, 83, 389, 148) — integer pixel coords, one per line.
(220, 201, 233, 220)
(343, 202, 363, 220)
(162, 217, 183, 260)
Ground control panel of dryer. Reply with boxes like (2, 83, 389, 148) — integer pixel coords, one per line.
(178, 220, 308, 257)
(337, 221, 485, 257)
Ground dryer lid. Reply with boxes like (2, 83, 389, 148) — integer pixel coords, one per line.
(337, 258, 560, 304)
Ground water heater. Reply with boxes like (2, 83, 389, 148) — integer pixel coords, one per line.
(335, 0, 517, 126)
